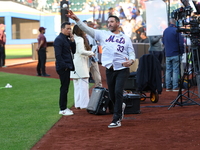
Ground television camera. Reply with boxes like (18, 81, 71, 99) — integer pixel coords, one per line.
(168, 0, 200, 108)
(171, 1, 200, 72)
(171, 1, 200, 45)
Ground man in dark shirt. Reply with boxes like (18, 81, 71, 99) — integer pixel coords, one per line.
(36, 27, 50, 76)
(139, 32, 149, 43)
(54, 22, 76, 116)
(134, 21, 144, 42)
(0, 24, 6, 67)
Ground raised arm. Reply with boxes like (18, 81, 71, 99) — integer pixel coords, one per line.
(66, 10, 95, 38)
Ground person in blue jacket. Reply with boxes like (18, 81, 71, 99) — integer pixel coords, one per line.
(162, 18, 184, 92)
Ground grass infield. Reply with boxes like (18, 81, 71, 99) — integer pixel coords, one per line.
(5, 49, 32, 59)
(0, 72, 74, 150)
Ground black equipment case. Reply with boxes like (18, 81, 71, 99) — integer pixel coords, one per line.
(87, 87, 110, 115)
(123, 94, 141, 114)
(124, 72, 137, 91)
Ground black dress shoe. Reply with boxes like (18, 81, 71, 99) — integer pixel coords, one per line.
(42, 74, 50, 77)
(36, 74, 41, 76)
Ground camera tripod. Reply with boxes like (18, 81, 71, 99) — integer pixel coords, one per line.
(168, 46, 200, 110)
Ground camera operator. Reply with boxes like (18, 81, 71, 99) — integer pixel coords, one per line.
(162, 18, 184, 92)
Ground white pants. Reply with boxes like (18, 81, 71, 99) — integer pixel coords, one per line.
(73, 78, 89, 109)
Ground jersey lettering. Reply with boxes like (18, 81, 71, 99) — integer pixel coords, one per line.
(117, 45, 124, 52)
(105, 35, 125, 44)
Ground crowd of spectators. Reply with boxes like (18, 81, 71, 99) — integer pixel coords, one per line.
(12, 0, 122, 13)
(11, 0, 182, 43)
(102, 0, 182, 43)
(11, 0, 182, 13)
(99, 1, 147, 43)
(13, 0, 58, 12)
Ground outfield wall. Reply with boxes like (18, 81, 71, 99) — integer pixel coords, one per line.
(0, 1, 98, 45)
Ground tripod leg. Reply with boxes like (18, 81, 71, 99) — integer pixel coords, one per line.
(181, 91, 200, 105)
(185, 97, 200, 105)
(168, 94, 182, 110)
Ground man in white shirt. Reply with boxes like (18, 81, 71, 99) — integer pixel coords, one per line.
(67, 10, 135, 128)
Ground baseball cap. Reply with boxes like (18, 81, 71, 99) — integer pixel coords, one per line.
(39, 27, 46, 32)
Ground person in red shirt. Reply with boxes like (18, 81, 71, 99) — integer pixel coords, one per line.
(36, 27, 50, 76)
(0, 24, 6, 67)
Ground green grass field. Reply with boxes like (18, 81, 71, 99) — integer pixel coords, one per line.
(6, 49, 32, 59)
(0, 72, 74, 150)
(1, 48, 94, 149)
